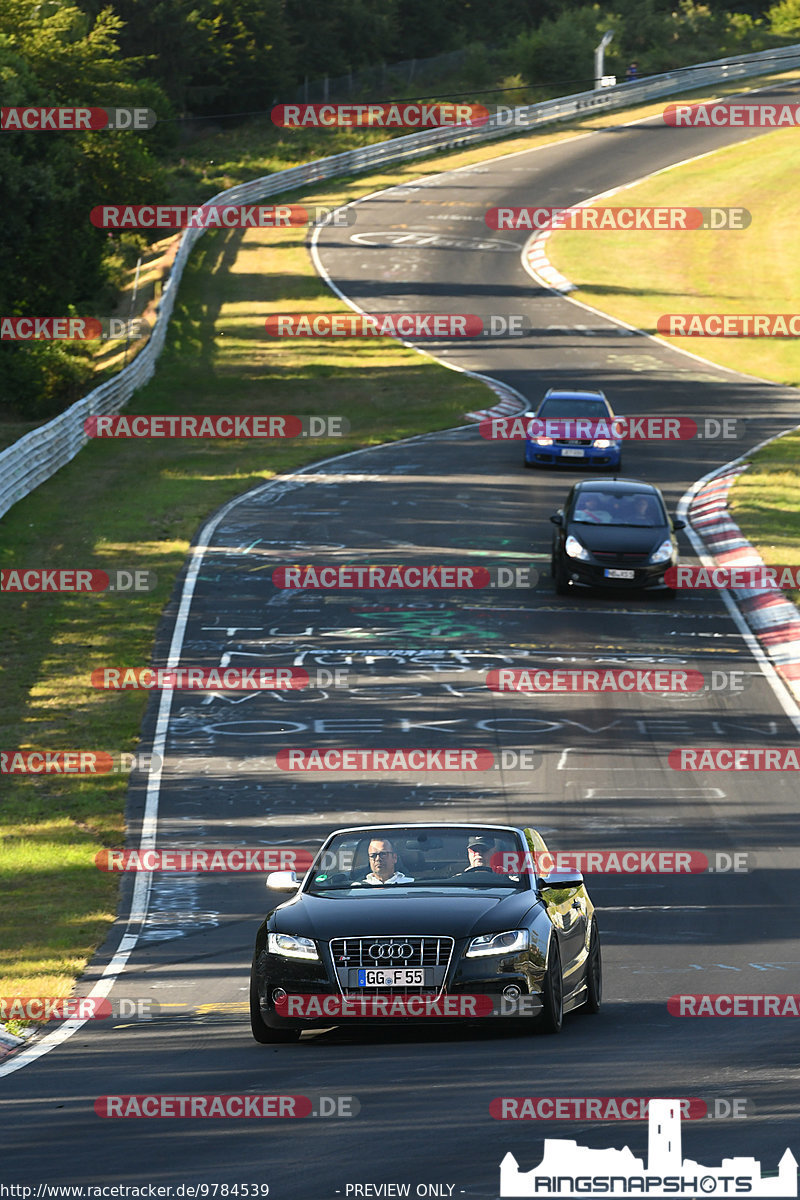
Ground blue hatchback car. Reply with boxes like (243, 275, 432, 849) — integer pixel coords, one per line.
(524, 388, 622, 470)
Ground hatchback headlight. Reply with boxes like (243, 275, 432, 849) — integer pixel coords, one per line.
(593, 438, 612, 448)
(535, 436, 554, 446)
(565, 535, 590, 560)
(650, 538, 674, 565)
(466, 930, 529, 958)
(268, 932, 319, 961)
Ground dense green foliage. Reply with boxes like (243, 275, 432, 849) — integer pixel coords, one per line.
(0, 2, 170, 416)
(0, 0, 796, 419)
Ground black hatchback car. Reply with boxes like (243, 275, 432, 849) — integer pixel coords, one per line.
(250, 823, 601, 1041)
(550, 478, 684, 595)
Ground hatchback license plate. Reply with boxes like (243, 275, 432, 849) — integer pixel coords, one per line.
(561, 448, 584, 458)
(605, 568, 635, 579)
(357, 969, 427, 986)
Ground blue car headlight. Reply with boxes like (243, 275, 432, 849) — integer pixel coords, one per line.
(268, 932, 319, 961)
(649, 538, 674, 565)
(565, 535, 590, 561)
(466, 929, 529, 958)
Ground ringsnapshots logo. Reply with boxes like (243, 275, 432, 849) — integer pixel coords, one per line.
(498, 1100, 797, 1197)
(271, 101, 489, 128)
(83, 415, 348, 438)
(90, 204, 353, 229)
(663, 100, 800, 127)
(485, 206, 750, 231)
(1, 107, 156, 131)
(658, 314, 800, 337)
(0, 317, 150, 340)
(271, 564, 540, 589)
(1, 569, 156, 593)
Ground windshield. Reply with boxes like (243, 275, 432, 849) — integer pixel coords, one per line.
(305, 826, 528, 894)
(538, 398, 610, 420)
(572, 491, 666, 527)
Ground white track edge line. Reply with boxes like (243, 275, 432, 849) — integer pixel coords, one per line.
(676, 435, 800, 735)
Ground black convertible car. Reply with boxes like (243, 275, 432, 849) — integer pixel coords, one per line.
(250, 822, 601, 1041)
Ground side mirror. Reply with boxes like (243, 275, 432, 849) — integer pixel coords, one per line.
(550, 513, 564, 526)
(266, 870, 299, 892)
(672, 518, 686, 531)
(540, 869, 584, 890)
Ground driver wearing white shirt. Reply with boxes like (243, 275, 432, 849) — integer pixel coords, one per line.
(363, 838, 414, 885)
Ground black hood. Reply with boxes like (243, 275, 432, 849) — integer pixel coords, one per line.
(272, 889, 540, 941)
(569, 523, 665, 555)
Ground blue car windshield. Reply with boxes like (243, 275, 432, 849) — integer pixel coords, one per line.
(538, 399, 609, 420)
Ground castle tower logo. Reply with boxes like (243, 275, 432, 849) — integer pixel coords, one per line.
(500, 1099, 797, 1197)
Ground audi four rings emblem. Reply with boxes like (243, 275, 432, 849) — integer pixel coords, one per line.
(368, 943, 414, 959)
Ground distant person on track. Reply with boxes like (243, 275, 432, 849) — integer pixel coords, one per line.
(626, 61, 639, 81)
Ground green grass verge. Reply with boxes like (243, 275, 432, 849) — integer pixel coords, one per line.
(1, 65, 797, 1004)
(728, 431, 800, 605)
(547, 121, 800, 385)
(0, 207, 488, 1001)
(544, 102, 800, 602)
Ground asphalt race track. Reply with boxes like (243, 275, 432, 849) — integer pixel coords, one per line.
(3, 90, 800, 1199)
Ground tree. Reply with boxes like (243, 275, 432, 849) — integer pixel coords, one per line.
(0, 2, 168, 418)
(768, 0, 800, 34)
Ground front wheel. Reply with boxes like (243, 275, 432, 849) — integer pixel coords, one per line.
(584, 918, 602, 1013)
(539, 938, 564, 1034)
(250, 968, 301, 1043)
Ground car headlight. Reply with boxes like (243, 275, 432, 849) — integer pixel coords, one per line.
(565, 535, 590, 561)
(593, 438, 612, 448)
(268, 932, 319, 961)
(649, 538, 674, 565)
(535, 436, 553, 446)
(466, 929, 530, 958)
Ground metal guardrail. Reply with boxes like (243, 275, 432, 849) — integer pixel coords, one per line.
(2, 42, 799, 521)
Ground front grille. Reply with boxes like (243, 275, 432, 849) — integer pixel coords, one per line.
(555, 438, 592, 446)
(329, 934, 455, 997)
(593, 551, 648, 563)
(331, 936, 451, 968)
